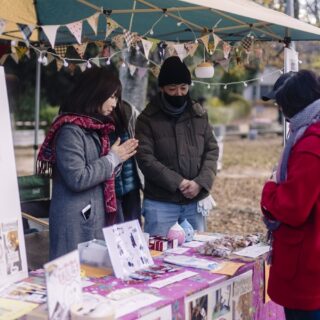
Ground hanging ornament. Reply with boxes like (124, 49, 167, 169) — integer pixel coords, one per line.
(157, 41, 167, 62)
(195, 61, 214, 78)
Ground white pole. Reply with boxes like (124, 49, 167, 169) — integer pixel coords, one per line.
(33, 58, 41, 173)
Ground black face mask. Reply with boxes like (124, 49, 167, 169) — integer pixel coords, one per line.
(164, 92, 189, 108)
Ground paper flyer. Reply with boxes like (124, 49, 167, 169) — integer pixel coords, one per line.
(2, 220, 22, 276)
(0, 298, 38, 320)
(103, 220, 153, 279)
(44, 250, 82, 320)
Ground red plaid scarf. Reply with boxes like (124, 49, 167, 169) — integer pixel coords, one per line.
(37, 113, 117, 216)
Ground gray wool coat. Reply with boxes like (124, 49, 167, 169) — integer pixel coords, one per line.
(49, 124, 115, 260)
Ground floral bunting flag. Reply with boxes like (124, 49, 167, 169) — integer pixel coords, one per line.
(157, 41, 167, 61)
(0, 54, 9, 65)
(42, 25, 60, 48)
(67, 21, 83, 44)
(173, 43, 187, 61)
(54, 45, 68, 58)
(112, 34, 125, 49)
(56, 60, 64, 71)
(141, 39, 153, 59)
(87, 12, 100, 35)
(223, 42, 231, 59)
(128, 64, 137, 76)
(0, 19, 6, 35)
(73, 43, 87, 58)
(184, 42, 198, 57)
(106, 17, 119, 38)
(200, 34, 209, 52)
(150, 65, 160, 78)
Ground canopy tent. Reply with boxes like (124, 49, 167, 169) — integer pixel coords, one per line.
(1, 0, 320, 170)
(1, 0, 320, 45)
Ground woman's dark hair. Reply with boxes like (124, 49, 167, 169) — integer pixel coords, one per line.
(60, 67, 122, 115)
(275, 70, 320, 119)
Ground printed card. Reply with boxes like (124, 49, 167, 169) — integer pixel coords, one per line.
(103, 220, 153, 279)
(44, 250, 82, 320)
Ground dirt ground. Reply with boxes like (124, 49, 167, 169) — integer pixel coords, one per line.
(14, 134, 283, 237)
(208, 135, 282, 235)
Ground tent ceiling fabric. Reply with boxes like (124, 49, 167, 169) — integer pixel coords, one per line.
(1, 0, 320, 45)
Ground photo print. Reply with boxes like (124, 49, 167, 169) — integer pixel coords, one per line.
(188, 293, 208, 320)
(212, 284, 232, 320)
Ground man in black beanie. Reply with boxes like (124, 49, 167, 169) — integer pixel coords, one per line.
(135, 56, 219, 236)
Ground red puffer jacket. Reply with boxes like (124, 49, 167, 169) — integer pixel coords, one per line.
(261, 122, 320, 310)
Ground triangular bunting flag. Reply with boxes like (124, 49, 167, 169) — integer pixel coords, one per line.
(223, 42, 231, 59)
(15, 46, 28, 60)
(79, 62, 87, 72)
(106, 17, 118, 38)
(218, 59, 230, 72)
(17, 24, 35, 45)
(95, 41, 105, 54)
(0, 19, 6, 35)
(146, 37, 160, 52)
(10, 52, 19, 64)
(141, 39, 153, 59)
(73, 43, 87, 58)
(166, 42, 176, 57)
(124, 30, 135, 48)
(87, 12, 100, 35)
(91, 57, 101, 67)
(0, 54, 9, 65)
(128, 64, 137, 76)
(173, 43, 187, 61)
(212, 33, 222, 53)
(55, 45, 68, 58)
(150, 65, 160, 78)
(67, 21, 83, 44)
(42, 25, 59, 48)
(112, 34, 125, 49)
(241, 35, 254, 53)
(47, 53, 55, 64)
(200, 35, 210, 52)
(137, 67, 147, 79)
(56, 60, 64, 71)
(184, 42, 198, 57)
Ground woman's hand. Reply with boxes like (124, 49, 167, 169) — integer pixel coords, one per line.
(111, 138, 139, 162)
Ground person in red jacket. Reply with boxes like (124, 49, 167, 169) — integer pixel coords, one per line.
(261, 70, 320, 320)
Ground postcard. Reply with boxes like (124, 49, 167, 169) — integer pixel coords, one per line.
(2, 220, 22, 276)
(164, 255, 220, 271)
(211, 261, 244, 276)
(233, 244, 270, 258)
(103, 220, 153, 279)
(0, 298, 38, 320)
(44, 250, 82, 320)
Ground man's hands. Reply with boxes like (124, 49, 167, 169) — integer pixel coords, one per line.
(179, 179, 201, 199)
(111, 138, 138, 162)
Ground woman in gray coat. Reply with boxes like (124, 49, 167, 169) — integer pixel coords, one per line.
(37, 67, 138, 260)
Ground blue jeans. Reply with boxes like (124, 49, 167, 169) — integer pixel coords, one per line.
(143, 199, 204, 236)
(285, 308, 320, 320)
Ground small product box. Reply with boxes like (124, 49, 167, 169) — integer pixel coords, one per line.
(149, 236, 178, 251)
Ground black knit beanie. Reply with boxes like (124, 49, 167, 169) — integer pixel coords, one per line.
(158, 56, 191, 87)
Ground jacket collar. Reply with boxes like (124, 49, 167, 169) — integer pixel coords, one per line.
(144, 93, 206, 118)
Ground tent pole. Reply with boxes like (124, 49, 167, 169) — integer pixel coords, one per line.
(33, 58, 41, 173)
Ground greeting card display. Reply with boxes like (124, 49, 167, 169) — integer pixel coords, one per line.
(103, 220, 153, 279)
(44, 250, 82, 320)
